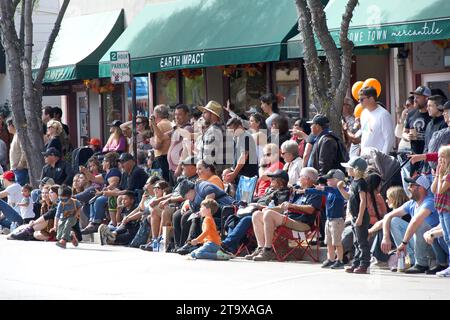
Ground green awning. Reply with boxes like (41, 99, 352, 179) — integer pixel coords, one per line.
(288, 0, 450, 59)
(99, 0, 298, 77)
(33, 10, 124, 83)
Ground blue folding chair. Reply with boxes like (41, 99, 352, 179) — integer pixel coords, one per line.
(235, 175, 258, 204)
(220, 175, 258, 239)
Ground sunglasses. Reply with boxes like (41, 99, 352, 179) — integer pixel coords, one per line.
(359, 97, 368, 103)
(264, 153, 272, 157)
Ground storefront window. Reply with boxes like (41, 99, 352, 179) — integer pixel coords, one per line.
(156, 72, 178, 106)
(126, 76, 149, 120)
(230, 64, 267, 115)
(102, 84, 123, 142)
(182, 69, 205, 106)
(274, 62, 300, 119)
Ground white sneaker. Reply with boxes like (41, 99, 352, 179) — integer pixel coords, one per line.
(1, 228, 10, 235)
(98, 224, 115, 246)
(436, 266, 450, 278)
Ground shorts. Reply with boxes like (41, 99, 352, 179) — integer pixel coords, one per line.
(324, 218, 345, 246)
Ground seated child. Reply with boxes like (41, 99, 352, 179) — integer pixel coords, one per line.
(190, 199, 231, 260)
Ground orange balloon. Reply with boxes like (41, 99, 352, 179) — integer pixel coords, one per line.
(352, 81, 364, 101)
(362, 78, 382, 97)
(354, 103, 363, 119)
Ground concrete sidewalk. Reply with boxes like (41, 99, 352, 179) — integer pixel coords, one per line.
(0, 235, 448, 300)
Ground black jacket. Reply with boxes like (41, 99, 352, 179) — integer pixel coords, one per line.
(310, 131, 341, 175)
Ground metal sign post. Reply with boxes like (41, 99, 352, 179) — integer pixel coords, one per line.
(110, 51, 136, 156)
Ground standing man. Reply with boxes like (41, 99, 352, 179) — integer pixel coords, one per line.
(307, 114, 340, 175)
(225, 117, 258, 183)
(198, 101, 227, 175)
(149, 105, 173, 183)
(7, 119, 28, 185)
(167, 104, 193, 186)
(359, 86, 395, 154)
(403, 86, 432, 174)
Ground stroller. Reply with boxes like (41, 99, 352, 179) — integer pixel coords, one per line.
(359, 147, 406, 197)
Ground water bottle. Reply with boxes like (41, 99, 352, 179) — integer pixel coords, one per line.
(397, 251, 405, 272)
(160, 236, 166, 253)
(152, 238, 159, 252)
(10, 221, 18, 233)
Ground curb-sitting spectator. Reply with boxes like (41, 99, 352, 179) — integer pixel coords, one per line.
(381, 175, 439, 274)
(0, 171, 23, 230)
(190, 199, 231, 260)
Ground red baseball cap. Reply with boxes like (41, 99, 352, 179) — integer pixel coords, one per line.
(2, 171, 15, 181)
(88, 138, 101, 146)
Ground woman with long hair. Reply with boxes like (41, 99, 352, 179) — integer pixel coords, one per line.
(249, 113, 268, 161)
(103, 121, 127, 153)
(45, 119, 63, 154)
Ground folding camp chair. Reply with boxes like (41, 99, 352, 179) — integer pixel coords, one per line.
(271, 195, 326, 262)
(235, 175, 258, 203)
(271, 211, 321, 262)
(220, 175, 258, 239)
(234, 226, 257, 257)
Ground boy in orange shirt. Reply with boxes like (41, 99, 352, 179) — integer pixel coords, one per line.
(190, 199, 231, 260)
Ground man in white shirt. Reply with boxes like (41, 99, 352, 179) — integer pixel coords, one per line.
(0, 171, 25, 230)
(359, 86, 395, 154)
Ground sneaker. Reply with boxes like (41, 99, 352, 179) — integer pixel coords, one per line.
(70, 232, 79, 247)
(253, 248, 276, 261)
(81, 223, 99, 235)
(436, 266, 450, 277)
(216, 250, 232, 260)
(426, 265, 448, 275)
(0, 228, 10, 235)
(176, 243, 199, 255)
(98, 224, 115, 246)
(330, 260, 345, 269)
(405, 264, 429, 274)
(140, 242, 153, 252)
(321, 259, 335, 268)
(244, 247, 263, 260)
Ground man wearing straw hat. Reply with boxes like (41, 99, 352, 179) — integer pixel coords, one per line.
(198, 101, 227, 174)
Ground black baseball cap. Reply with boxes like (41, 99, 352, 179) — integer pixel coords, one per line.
(42, 147, 61, 157)
(267, 169, 289, 182)
(307, 114, 330, 127)
(118, 152, 134, 162)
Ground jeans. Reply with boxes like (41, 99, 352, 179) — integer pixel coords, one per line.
(371, 230, 392, 262)
(438, 213, 450, 264)
(89, 195, 108, 223)
(13, 169, 29, 186)
(191, 241, 220, 260)
(0, 199, 23, 228)
(390, 217, 435, 266)
(352, 221, 371, 268)
(432, 237, 449, 265)
(222, 216, 253, 253)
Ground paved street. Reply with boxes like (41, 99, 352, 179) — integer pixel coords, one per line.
(1, 235, 448, 300)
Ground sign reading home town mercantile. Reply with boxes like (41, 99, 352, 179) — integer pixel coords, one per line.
(330, 20, 450, 46)
(110, 51, 131, 83)
(160, 53, 206, 70)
